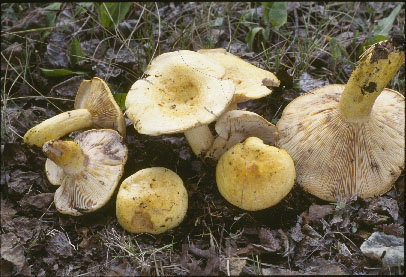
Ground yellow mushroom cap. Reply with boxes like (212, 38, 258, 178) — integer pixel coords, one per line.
(43, 129, 128, 216)
(23, 77, 126, 147)
(197, 48, 280, 103)
(216, 137, 295, 211)
(116, 167, 188, 234)
(75, 77, 126, 137)
(125, 50, 235, 135)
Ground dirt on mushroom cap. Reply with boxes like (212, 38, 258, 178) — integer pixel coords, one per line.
(125, 50, 235, 135)
(116, 167, 188, 234)
(216, 137, 295, 211)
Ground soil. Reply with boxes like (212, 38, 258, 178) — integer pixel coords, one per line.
(1, 2, 404, 276)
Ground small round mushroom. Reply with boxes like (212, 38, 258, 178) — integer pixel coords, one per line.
(24, 77, 126, 147)
(116, 167, 188, 234)
(216, 137, 295, 211)
(43, 129, 128, 215)
(276, 38, 405, 201)
(125, 50, 235, 156)
(197, 48, 280, 109)
(205, 110, 278, 160)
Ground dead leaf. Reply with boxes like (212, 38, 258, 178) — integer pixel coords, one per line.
(308, 203, 335, 221)
(220, 257, 246, 276)
(258, 228, 282, 251)
(18, 193, 54, 211)
(45, 231, 73, 258)
(1, 233, 31, 276)
(7, 8, 47, 32)
(382, 224, 404, 238)
(7, 170, 42, 196)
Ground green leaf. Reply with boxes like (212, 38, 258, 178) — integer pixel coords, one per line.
(97, 2, 131, 29)
(113, 93, 127, 111)
(262, 2, 287, 29)
(40, 68, 87, 78)
(261, 2, 273, 23)
(245, 27, 264, 51)
(70, 38, 84, 65)
(356, 34, 388, 59)
(44, 2, 61, 27)
(372, 3, 403, 37)
(329, 38, 342, 61)
(74, 2, 94, 18)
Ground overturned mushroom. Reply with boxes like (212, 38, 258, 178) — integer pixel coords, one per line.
(216, 137, 295, 211)
(24, 77, 126, 147)
(205, 110, 278, 160)
(277, 38, 405, 201)
(197, 48, 280, 109)
(43, 129, 128, 215)
(116, 167, 188, 234)
(125, 50, 235, 156)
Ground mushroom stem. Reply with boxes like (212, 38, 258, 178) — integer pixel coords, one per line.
(184, 125, 214, 156)
(24, 109, 93, 147)
(43, 140, 86, 175)
(339, 39, 405, 122)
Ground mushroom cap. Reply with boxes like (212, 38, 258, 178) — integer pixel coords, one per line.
(45, 129, 128, 215)
(45, 159, 64, 186)
(116, 167, 188, 234)
(206, 110, 279, 160)
(276, 85, 405, 201)
(75, 77, 126, 137)
(125, 50, 235, 135)
(197, 48, 280, 103)
(216, 137, 296, 211)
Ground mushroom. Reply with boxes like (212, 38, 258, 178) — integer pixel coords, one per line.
(216, 137, 296, 211)
(24, 77, 126, 147)
(197, 48, 280, 110)
(125, 50, 235, 156)
(276, 38, 405, 202)
(116, 167, 188, 234)
(43, 129, 128, 215)
(205, 110, 278, 160)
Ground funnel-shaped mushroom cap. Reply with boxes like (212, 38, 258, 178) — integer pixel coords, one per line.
(206, 110, 278, 160)
(75, 77, 126, 137)
(116, 167, 188, 234)
(125, 50, 235, 135)
(216, 137, 295, 211)
(23, 77, 126, 147)
(198, 48, 280, 103)
(43, 129, 128, 215)
(277, 39, 405, 201)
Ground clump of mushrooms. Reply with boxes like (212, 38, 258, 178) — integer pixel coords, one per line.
(116, 167, 188, 234)
(43, 129, 128, 215)
(277, 38, 405, 201)
(24, 77, 126, 147)
(216, 137, 295, 211)
(125, 50, 235, 156)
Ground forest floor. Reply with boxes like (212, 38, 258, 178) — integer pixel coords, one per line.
(1, 2, 404, 276)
